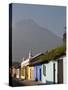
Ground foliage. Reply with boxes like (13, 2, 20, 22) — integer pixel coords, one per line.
(30, 44, 66, 65)
(41, 44, 66, 61)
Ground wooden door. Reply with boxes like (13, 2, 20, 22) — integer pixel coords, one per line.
(58, 59, 63, 84)
(53, 63, 56, 84)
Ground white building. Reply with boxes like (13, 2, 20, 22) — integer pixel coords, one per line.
(42, 56, 66, 84)
(16, 68, 20, 79)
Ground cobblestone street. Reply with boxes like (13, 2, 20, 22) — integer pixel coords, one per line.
(12, 78, 46, 86)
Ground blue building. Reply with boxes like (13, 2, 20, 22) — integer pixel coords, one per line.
(34, 65, 42, 81)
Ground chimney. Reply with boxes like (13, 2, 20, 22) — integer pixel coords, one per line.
(23, 57, 24, 61)
(28, 50, 32, 59)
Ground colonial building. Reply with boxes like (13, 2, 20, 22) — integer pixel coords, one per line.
(16, 65, 20, 79)
(11, 66, 16, 78)
(29, 45, 66, 84)
(42, 55, 66, 84)
(20, 43, 66, 84)
(21, 51, 34, 80)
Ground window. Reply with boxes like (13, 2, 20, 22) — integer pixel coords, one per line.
(43, 64, 46, 76)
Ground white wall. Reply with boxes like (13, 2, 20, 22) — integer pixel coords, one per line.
(46, 61, 53, 83)
(16, 69, 20, 79)
(42, 64, 46, 83)
(42, 61, 58, 84)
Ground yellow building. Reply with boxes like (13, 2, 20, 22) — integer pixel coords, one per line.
(21, 66, 25, 80)
(25, 66, 34, 80)
(30, 66, 34, 80)
(21, 51, 34, 80)
(21, 65, 34, 80)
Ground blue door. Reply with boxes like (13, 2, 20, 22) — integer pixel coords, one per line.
(39, 68, 41, 81)
(34, 66, 38, 81)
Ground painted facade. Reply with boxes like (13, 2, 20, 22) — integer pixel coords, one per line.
(11, 67, 16, 78)
(16, 68, 20, 79)
(30, 66, 34, 80)
(26, 66, 34, 80)
(21, 52, 30, 80)
(41, 56, 66, 84)
(21, 65, 34, 80)
(18, 49, 66, 84)
(34, 65, 42, 81)
(21, 66, 25, 79)
(21, 51, 34, 80)
(42, 60, 58, 84)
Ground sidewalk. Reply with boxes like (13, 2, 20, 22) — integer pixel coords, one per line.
(12, 78, 46, 86)
(20, 80, 42, 86)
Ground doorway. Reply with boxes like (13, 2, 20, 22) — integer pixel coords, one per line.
(58, 59, 63, 84)
(39, 68, 41, 81)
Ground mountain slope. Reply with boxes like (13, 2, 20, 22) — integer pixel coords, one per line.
(12, 19, 63, 62)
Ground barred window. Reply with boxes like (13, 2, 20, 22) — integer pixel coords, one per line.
(43, 64, 46, 76)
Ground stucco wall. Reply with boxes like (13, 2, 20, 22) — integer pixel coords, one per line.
(42, 61, 58, 84)
(34, 65, 42, 81)
(16, 69, 20, 78)
(30, 66, 34, 80)
(27, 66, 34, 80)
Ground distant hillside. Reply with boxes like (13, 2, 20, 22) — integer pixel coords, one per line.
(12, 19, 63, 62)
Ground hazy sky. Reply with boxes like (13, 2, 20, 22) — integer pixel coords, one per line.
(12, 3, 66, 38)
(11, 3, 66, 62)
